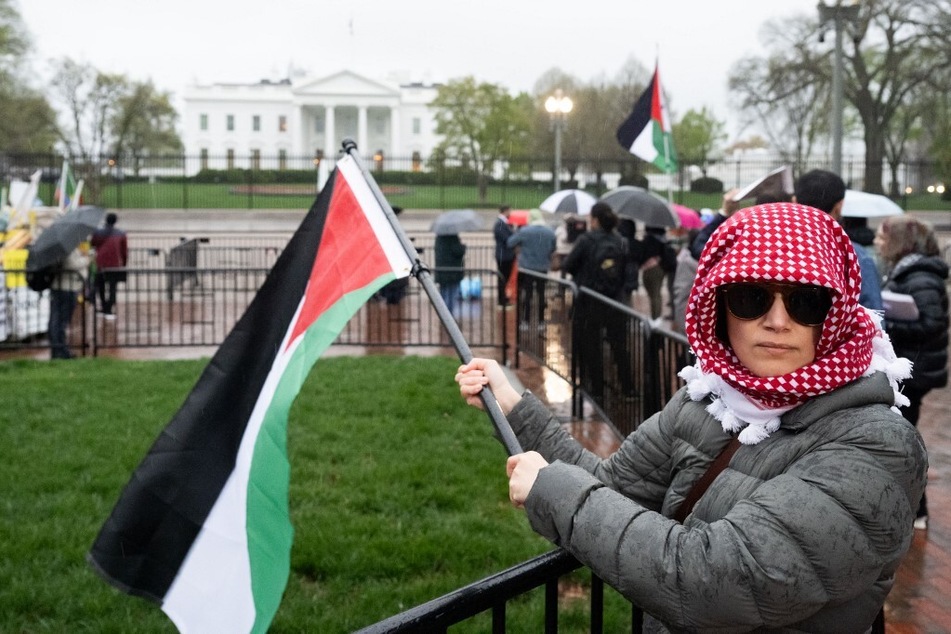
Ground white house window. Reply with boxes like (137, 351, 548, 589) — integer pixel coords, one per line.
(199, 113, 208, 131)
(252, 115, 261, 132)
(200, 148, 209, 170)
(251, 149, 261, 170)
(412, 117, 421, 135)
(314, 115, 324, 133)
(278, 115, 287, 132)
(226, 114, 235, 132)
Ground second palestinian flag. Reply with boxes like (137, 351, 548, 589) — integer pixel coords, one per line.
(616, 62, 678, 174)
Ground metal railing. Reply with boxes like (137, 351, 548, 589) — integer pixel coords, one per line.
(356, 548, 645, 634)
(0, 265, 511, 364)
(511, 271, 691, 438)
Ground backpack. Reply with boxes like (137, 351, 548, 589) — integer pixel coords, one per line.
(566, 218, 587, 244)
(660, 243, 678, 273)
(26, 265, 58, 292)
(24, 246, 60, 293)
(588, 234, 626, 295)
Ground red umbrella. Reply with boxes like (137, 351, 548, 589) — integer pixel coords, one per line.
(672, 204, 703, 229)
(508, 209, 530, 226)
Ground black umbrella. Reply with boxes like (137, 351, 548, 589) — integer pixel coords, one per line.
(599, 186, 679, 228)
(27, 206, 105, 271)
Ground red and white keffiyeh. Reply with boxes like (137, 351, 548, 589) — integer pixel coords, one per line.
(679, 203, 910, 444)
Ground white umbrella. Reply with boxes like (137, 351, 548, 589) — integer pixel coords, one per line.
(841, 190, 904, 217)
(539, 189, 597, 215)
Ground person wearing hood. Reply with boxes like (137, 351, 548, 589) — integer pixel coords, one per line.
(507, 209, 556, 325)
(456, 203, 925, 632)
(875, 214, 949, 530)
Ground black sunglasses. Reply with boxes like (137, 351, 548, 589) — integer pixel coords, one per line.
(720, 283, 833, 327)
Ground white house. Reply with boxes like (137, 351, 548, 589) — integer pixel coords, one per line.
(181, 70, 441, 173)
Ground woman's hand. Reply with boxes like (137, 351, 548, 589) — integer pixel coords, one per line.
(455, 358, 522, 414)
(506, 451, 549, 508)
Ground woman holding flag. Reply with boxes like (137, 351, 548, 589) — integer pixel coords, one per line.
(456, 203, 925, 631)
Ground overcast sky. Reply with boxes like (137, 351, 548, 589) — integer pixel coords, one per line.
(19, 0, 825, 140)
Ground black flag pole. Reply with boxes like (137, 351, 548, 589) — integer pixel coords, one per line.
(340, 139, 523, 456)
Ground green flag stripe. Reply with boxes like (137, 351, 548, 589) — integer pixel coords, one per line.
(247, 274, 396, 631)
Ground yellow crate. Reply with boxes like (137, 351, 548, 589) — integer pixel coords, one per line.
(2, 248, 28, 288)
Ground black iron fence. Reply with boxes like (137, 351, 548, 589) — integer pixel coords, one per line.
(4, 151, 946, 211)
(356, 548, 645, 634)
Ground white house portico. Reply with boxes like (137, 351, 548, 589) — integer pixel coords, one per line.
(182, 70, 440, 171)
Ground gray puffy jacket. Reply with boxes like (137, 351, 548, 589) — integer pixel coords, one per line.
(508, 372, 926, 632)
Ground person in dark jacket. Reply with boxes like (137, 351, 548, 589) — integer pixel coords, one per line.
(493, 205, 516, 307)
(90, 212, 128, 319)
(434, 233, 466, 317)
(639, 225, 675, 322)
(875, 215, 949, 529)
(456, 203, 925, 632)
(562, 203, 632, 399)
(794, 169, 883, 310)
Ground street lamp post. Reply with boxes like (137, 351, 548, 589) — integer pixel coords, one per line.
(544, 89, 573, 193)
(818, 0, 861, 176)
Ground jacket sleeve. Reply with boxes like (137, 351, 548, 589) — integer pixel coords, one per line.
(884, 271, 946, 341)
(521, 401, 926, 631)
(561, 234, 589, 277)
(508, 392, 673, 510)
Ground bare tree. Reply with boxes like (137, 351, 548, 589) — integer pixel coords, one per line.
(729, 0, 951, 192)
(49, 58, 127, 162)
(729, 18, 832, 174)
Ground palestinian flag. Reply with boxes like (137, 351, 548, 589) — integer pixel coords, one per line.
(616, 62, 678, 173)
(55, 159, 78, 211)
(87, 154, 413, 632)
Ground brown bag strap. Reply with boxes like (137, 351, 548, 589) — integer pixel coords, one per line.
(673, 437, 742, 524)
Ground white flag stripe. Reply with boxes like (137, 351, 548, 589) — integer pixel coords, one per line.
(631, 123, 659, 162)
(163, 299, 308, 632)
(337, 155, 413, 278)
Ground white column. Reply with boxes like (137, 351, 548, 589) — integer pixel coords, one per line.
(324, 106, 335, 158)
(390, 106, 400, 157)
(357, 106, 368, 156)
(290, 105, 303, 156)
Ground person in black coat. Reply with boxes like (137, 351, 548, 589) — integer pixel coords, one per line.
(434, 233, 467, 317)
(875, 215, 949, 529)
(493, 205, 516, 306)
(562, 203, 632, 400)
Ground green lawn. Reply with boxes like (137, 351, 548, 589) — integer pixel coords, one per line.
(93, 180, 951, 214)
(0, 355, 633, 632)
